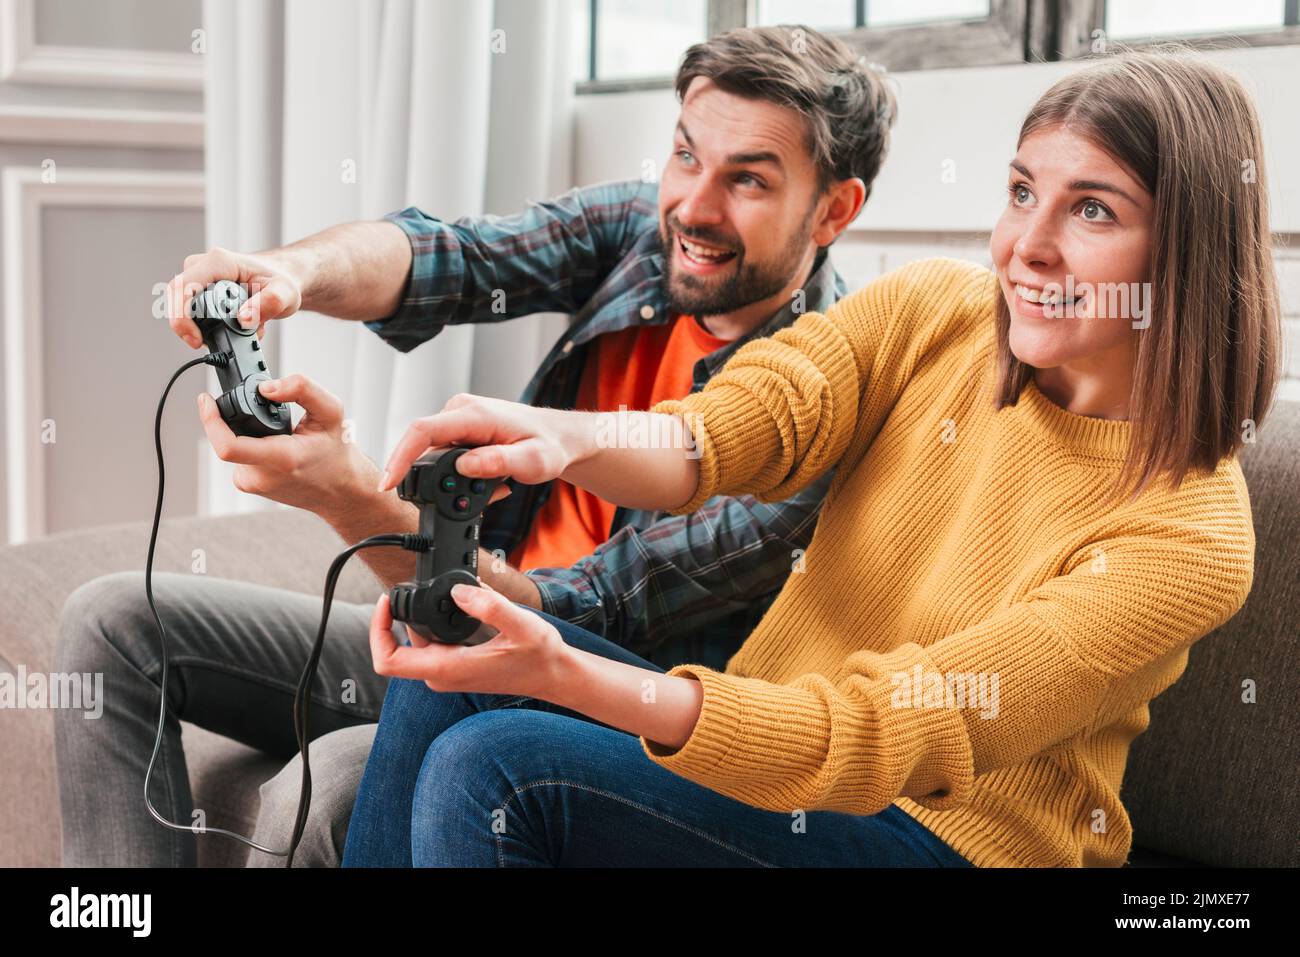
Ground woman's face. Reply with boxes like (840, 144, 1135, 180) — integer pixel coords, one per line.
(990, 124, 1154, 378)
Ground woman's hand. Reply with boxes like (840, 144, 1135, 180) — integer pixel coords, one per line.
(376, 393, 580, 492)
(376, 392, 701, 512)
(368, 579, 571, 701)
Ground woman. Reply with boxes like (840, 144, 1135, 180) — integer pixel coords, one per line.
(343, 47, 1281, 868)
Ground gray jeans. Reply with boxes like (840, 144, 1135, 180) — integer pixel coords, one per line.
(53, 569, 384, 867)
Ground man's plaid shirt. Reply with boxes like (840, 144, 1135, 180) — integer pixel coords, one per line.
(365, 178, 845, 671)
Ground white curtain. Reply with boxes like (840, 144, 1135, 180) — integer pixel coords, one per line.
(199, 0, 574, 515)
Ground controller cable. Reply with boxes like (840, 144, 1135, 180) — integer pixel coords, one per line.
(145, 354, 432, 865)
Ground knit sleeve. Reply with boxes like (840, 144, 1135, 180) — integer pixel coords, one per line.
(638, 485, 1255, 815)
(651, 258, 992, 514)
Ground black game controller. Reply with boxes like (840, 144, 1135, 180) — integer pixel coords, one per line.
(190, 279, 292, 437)
(389, 448, 503, 645)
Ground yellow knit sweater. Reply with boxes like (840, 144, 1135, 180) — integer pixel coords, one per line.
(643, 257, 1255, 868)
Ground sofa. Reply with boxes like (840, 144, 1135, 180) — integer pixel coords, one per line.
(2, 400, 1296, 867)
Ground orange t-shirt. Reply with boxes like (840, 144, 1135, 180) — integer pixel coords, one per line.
(510, 313, 731, 571)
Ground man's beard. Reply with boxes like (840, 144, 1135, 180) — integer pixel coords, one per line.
(659, 206, 816, 319)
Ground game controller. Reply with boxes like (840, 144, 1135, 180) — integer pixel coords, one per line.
(388, 447, 504, 645)
(190, 279, 292, 437)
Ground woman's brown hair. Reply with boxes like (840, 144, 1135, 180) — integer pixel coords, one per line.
(993, 45, 1283, 502)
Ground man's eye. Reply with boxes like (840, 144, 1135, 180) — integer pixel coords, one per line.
(676, 149, 695, 165)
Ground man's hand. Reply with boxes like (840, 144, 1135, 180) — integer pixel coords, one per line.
(476, 547, 543, 609)
(196, 372, 370, 515)
(168, 246, 309, 349)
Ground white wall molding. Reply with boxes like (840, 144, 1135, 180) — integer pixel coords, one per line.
(0, 0, 203, 91)
(2, 167, 204, 543)
(0, 104, 203, 149)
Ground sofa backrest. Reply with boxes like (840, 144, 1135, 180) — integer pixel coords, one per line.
(1120, 398, 1299, 866)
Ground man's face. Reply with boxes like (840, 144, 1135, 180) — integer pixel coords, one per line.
(658, 78, 824, 318)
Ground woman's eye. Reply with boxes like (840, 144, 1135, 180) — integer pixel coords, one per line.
(676, 149, 695, 166)
(1079, 200, 1114, 222)
(1009, 183, 1032, 206)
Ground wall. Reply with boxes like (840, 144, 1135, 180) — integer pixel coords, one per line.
(0, 0, 206, 544)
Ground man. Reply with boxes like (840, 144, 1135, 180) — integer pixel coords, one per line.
(52, 24, 895, 866)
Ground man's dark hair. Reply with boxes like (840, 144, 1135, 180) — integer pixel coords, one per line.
(674, 24, 898, 205)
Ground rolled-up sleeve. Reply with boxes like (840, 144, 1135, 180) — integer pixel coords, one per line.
(364, 180, 657, 354)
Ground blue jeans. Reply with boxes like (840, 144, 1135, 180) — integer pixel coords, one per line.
(342, 609, 974, 868)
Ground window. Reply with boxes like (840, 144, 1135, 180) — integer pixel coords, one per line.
(1055, 0, 1300, 58)
(577, 0, 707, 88)
(574, 0, 1300, 93)
(754, 0, 992, 30)
(1105, 0, 1290, 40)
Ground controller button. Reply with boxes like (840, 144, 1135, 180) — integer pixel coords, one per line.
(437, 598, 451, 613)
(454, 495, 469, 511)
(464, 526, 475, 539)
(251, 340, 260, 351)
(471, 479, 486, 494)
(440, 475, 457, 492)
(257, 360, 267, 371)
(464, 551, 474, 565)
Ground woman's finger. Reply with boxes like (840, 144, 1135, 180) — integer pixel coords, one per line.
(368, 592, 399, 668)
(377, 411, 479, 491)
(449, 582, 536, 636)
(403, 621, 431, 649)
(369, 592, 457, 682)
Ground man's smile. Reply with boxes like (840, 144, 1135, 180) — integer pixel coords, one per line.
(674, 231, 738, 274)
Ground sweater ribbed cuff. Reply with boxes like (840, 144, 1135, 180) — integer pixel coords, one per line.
(641, 665, 744, 773)
(649, 396, 723, 515)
